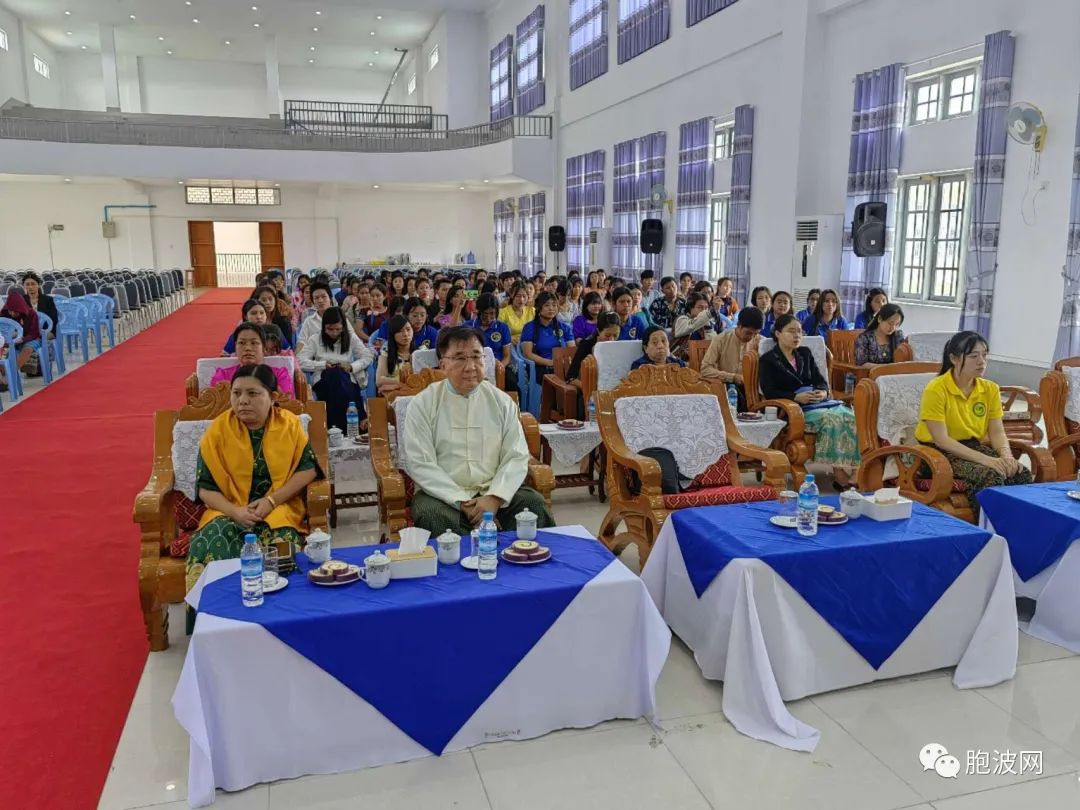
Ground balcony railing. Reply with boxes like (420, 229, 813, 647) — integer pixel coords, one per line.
(284, 100, 447, 136)
(0, 110, 552, 153)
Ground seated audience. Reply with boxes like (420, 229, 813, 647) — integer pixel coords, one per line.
(631, 326, 687, 371)
(467, 293, 513, 377)
(566, 312, 621, 385)
(368, 296, 408, 347)
(499, 282, 535, 344)
(555, 278, 579, 326)
(700, 307, 762, 410)
(362, 284, 389, 338)
(296, 281, 356, 351)
(403, 326, 555, 535)
(648, 276, 686, 329)
(222, 299, 292, 355)
(520, 292, 571, 372)
(22, 272, 58, 341)
(405, 296, 440, 350)
(572, 291, 605, 342)
(761, 314, 860, 486)
(262, 324, 288, 356)
(915, 331, 1033, 513)
(854, 287, 889, 330)
(854, 303, 906, 366)
(761, 290, 793, 338)
(435, 286, 469, 329)
(389, 272, 407, 300)
(802, 288, 851, 338)
(679, 272, 695, 299)
(639, 270, 658, 307)
(0, 289, 42, 375)
(796, 288, 821, 325)
(340, 280, 371, 331)
(290, 273, 311, 321)
(254, 285, 295, 348)
(671, 292, 716, 359)
(627, 282, 655, 328)
(715, 277, 739, 318)
(613, 286, 649, 341)
(297, 307, 373, 431)
(211, 323, 295, 397)
(568, 276, 585, 313)
(185, 364, 322, 606)
(429, 279, 451, 321)
(750, 285, 772, 314)
(375, 315, 414, 395)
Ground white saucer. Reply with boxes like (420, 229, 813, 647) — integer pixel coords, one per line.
(1067, 490, 1080, 501)
(263, 576, 289, 593)
(460, 555, 479, 570)
(769, 515, 798, 528)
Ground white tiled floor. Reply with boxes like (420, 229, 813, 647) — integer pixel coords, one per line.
(99, 482, 1080, 810)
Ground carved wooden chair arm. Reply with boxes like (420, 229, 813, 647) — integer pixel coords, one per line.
(725, 433, 791, 487)
(857, 444, 955, 504)
(1008, 440, 1056, 482)
(526, 460, 556, 499)
(305, 479, 331, 531)
(601, 429, 663, 496)
(1000, 386, 1042, 421)
(749, 398, 806, 439)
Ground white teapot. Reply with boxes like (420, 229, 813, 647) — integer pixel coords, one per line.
(305, 529, 332, 564)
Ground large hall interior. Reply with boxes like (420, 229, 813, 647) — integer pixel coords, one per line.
(2, 0, 1080, 808)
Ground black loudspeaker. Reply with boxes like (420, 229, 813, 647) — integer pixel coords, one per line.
(852, 202, 887, 257)
(640, 218, 664, 254)
(548, 226, 566, 252)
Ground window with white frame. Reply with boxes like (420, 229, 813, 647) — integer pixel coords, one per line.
(568, 0, 607, 89)
(33, 54, 49, 78)
(428, 45, 439, 71)
(708, 195, 730, 280)
(185, 185, 280, 206)
(407, 74, 416, 95)
(713, 122, 735, 161)
(907, 64, 979, 125)
(0, 29, 9, 51)
(895, 173, 969, 303)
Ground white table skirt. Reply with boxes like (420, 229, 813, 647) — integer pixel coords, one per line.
(175, 526, 671, 807)
(732, 418, 785, 450)
(981, 515, 1080, 653)
(538, 423, 603, 466)
(641, 518, 1017, 753)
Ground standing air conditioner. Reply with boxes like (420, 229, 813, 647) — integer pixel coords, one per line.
(589, 227, 612, 272)
(791, 215, 843, 312)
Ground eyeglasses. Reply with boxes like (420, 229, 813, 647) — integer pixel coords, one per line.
(444, 353, 485, 366)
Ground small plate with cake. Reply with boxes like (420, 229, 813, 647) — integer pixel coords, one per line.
(816, 505, 848, 526)
(501, 539, 552, 564)
(308, 560, 363, 586)
(556, 419, 586, 431)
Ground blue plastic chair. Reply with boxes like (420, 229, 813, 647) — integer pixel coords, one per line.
(511, 343, 540, 417)
(87, 293, 117, 347)
(79, 296, 106, 354)
(34, 312, 59, 382)
(55, 299, 93, 363)
(0, 317, 25, 401)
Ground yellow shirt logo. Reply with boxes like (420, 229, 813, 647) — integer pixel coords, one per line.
(973, 402, 987, 418)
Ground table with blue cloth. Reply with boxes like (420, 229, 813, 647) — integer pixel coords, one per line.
(979, 481, 1080, 653)
(640, 498, 1018, 752)
(174, 526, 670, 807)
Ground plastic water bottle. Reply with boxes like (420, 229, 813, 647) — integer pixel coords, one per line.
(346, 403, 360, 439)
(845, 373, 857, 395)
(727, 384, 739, 416)
(477, 512, 499, 581)
(240, 532, 264, 607)
(797, 474, 819, 537)
(588, 398, 597, 424)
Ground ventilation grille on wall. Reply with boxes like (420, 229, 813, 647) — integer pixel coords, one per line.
(795, 220, 819, 241)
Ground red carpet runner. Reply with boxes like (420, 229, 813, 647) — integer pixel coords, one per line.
(0, 288, 251, 810)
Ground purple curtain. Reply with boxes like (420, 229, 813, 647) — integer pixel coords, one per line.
(490, 36, 514, 123)
(675, 117, 714, 278)
(617, 0, 669, 65)
(570, 0, 608, 90)
(723, 105, 754, 303)
(838, 64, 904, 319)
(518, 195, 532, 274)
(687, 0, 740, 27)
(566, 150, 606, 274)
(516, 6, 545, 116)
(613, 132, 666, 276)
(494, 199, 515, 272)
(960, 31, 1015, 338)
(1054, 95, 1080, 362)
(531, 191, 547, 275)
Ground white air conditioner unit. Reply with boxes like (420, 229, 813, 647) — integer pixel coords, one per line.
(589, 226, 612, 272)
(791, 215, 843, 310)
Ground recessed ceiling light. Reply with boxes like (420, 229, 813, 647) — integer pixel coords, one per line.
(312, 26, 319, 32)
(64, 177, 72, 182)
(129, 13, 135, 19)
(252, 22, 260, 27)
(315, 10, 321, 15)
(373, 184, 380, 189)
(251, 4, 258, 9)
(192, 18, 199, 24)
(458, 186, 465, 190)
(80, 44, 87, 49)
(309, 45, 316, 51)
(66, 31, 72, 36)
(186, 1, 192, 5)
(308, 59, 314, 63)
(167, 50, 173, 55)
(157, 35, 165, 41)
(376, 15, 383, 20)
(224, 40, 231, 45)
(178, 180, 184, 185)
(64, 10, 71, 15)
(274, 183, 280, 187)
(483, 179, 490, 183)
(369, 30, 376, 35)
(374, 50, 380, 55)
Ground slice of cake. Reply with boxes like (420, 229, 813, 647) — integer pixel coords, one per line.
(334, 565, 361, 583)
(308, 565, 335, 584)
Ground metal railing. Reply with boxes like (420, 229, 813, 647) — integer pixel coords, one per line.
(284, 100, 447, 135)
(216, 253, 261, 288)
(0, 112, 552, 153)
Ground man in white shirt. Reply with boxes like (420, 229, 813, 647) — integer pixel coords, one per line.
(403, 326, 555, 535)
(296, 281, 360, 352)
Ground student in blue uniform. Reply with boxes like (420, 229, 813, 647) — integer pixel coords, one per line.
(854, 287, 888, 330)
(630, 326, 687, 370)
(802, 289, 851, 339)
(796, 288, 821, 325)
(405, 297, 440, 350)
(761, 290, 793, 338)
(612, 286, 649, 341)
(520, 292, 571, 372)
(467, 293, 513, 368)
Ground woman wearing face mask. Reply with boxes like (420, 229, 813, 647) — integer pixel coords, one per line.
(855, 288, 889, 330)
(761, 291, 793, 338)
(297, 307, 374, 432)
(760, 314, 860, 487)
(854, 303, 906, 366)
(802, 289, 850, 339)
(209, 323, 295, 397)
(915, 331, 1032, 514)
(630, 326, 686, 370)
(520, 292, 571, 372)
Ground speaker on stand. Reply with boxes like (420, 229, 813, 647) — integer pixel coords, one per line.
(548, 226, 566, 274)
(852, 202, 887, 258)
(640, 219, 664, 254)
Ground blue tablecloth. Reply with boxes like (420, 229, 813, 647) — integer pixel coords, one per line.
(670, 499, 993, 669)
(198, 530, 614, 755)
(978, 482, 1080, 581)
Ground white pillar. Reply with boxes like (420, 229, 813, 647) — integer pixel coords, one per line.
(264, 35, 282, 119)
(100, 24, 121, 111)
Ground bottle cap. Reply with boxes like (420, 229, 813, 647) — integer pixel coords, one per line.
(805, 474, 815, 483)
(244, 532, 257, 542)
(482, 511, 494, 521)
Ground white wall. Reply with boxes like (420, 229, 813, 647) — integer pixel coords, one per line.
(279, 65, 387, 107)
(22, 27, 61, 108)
(138, 57, 265, 118)
(60, 51, 105, 111)
(0, 5, 26, 106)
(212, 221, 260, 254)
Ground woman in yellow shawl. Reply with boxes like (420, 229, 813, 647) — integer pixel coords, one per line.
(185, 365, 322, 597)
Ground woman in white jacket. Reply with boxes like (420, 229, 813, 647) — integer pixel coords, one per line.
(297, 306, 374, 432)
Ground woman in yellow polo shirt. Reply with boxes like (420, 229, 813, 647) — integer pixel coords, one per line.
(498, 282, 535, 344)
(915, 331, 1032, 513)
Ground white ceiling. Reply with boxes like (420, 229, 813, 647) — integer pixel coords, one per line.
(3, 0, 494, 71)
(0, 173, 521, 192)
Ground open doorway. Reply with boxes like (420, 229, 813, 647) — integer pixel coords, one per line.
(214, 222, 261, 288)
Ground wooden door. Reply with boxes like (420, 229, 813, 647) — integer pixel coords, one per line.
(188, 220, 217, 288)
(259, 221, 285, 273)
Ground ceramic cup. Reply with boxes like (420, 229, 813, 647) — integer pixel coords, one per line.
(359, 561, 391, 589)
(764, 406, 779, 421)
(328, 428, 344, 448)
(840, 489, 865, 519)
(437, 532, 462, 565)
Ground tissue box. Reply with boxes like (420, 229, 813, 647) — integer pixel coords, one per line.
(862, 497, 914, 522)
(387, 546, 438, 579)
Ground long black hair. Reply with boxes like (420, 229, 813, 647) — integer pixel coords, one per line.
(580, 291, 604, 322)
(750, 286, 772, 311)
(940, 331, 988, 377)
(528, 291, 558, 340)
(319, 306, 351, 353)
(442, 285, 465, 315)
(231, 362, 278, 393)
(241, 298, 266, 320)
(231, 321, 266, 350)
(867, 302, 904, 332)
(805, 288, 841, 335)
(384, 314, 412, 375)
(567, 312, 620, 382)
(861, 287, 888, 323)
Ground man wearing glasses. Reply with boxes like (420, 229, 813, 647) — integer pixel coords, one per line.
(403, 326, 555, 535)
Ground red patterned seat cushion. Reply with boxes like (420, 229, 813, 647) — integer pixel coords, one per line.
(175, 492, 207, 530)
(168, 530, 194, 558)
(662, 485, 777, 510)
(687, 455, 734, 490)
(914, 478, 968, 493)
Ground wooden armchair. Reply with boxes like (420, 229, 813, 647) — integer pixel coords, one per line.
(828, 328, 865, 397)
(185, 356, 309, 404)
(371, 368, 555, 540)
(596, 365, 789, 566)
(133, 383, 330, 651)
(687, 339, 712, 372)
(539, 345, 580, 423)
(855, 363, 1054, 523)
(1040, 359, 1080, 480)
(579, 340, 645, 422)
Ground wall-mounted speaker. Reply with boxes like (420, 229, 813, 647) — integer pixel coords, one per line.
(548, 226, 566, 252)
(640, 219, 663, 254)
(852, 202, 887, 258)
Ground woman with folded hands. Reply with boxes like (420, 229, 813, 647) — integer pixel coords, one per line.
(760, 313, 860, 487)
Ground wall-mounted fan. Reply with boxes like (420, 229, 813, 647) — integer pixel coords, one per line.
(1006, 102, 1048, 153)
(650, 184, 673, 214)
